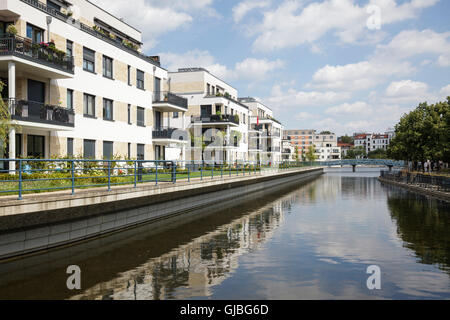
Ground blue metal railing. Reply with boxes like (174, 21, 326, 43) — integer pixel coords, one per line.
(0, 159, 320, 200)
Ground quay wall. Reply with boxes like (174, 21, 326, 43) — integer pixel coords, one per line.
(0, 168, 323, 260)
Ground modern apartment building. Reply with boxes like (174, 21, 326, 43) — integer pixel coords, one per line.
(313, 132, 341, 161)
(281, 136, 295, 162)
(238, 97, 283, 163)
(1, 0, 189, 172)
(169, 68, 250, 163)
(284, 130, 314, 157)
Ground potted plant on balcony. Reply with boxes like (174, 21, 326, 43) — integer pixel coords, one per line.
(234, 114, 240, 123)
(5, 24, 17, 37)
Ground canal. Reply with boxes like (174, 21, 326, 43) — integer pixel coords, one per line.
(0, 168, 449, 300)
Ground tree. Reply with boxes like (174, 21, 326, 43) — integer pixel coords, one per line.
(320, 131, 332, 135)
(388, 97, 450, 171)
(345, 146, 366, 159)
(0, 80, 15, 157)
(368, 148, 387, 159)
(305, 146, 317, 162)
(340, 135, 354, 144)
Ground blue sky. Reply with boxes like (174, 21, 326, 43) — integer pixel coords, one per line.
(93, 0, 450, 136)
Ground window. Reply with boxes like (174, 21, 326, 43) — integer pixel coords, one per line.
(66, 40, 73, 57)
(127, 104, 131, 124)
(83, 140, 96, 159)
(67, 89, 73, 110)
(67, 138, 74, 157)
(127, 143, 131, 159)
(207, 84, 210, 95)
(27, 135, 45, 158)
(137, 107, 145, 127)
(103, 55, 113, 79)
(137, 70, 145, 89)
(83, 94, 95, 117)
(103, 99, 113, 121)
(26, 23, 44, 43)
(173, 112, 179, 118)
(83, 47, 95, 73)
(103, 141, 113, 159)
(127, 66, 131, 85)
(137, 144, 145, 160)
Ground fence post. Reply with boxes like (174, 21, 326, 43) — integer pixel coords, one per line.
(134, 161, 137, 188)
(71, 160, 75, 195)
(107, 160, 111, 191)
(155, 161, 158, 186)
(18, 159, 22, 200)
(173, 161, 177, 184)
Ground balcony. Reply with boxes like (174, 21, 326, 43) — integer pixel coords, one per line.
(152, 127, 188, 144)
(8, 98, 75, 129)
(191, 115, 240, 127)
(0, 35, 74, 76)
(152, 91, 188, 112)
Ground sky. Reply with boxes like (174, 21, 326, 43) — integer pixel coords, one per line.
(91, 0, 450, 136)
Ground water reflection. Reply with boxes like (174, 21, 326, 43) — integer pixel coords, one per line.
(1, 168, 449, 300)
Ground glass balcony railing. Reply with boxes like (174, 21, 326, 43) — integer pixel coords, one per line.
(152, 127, 187, 140)
(0, 35, 74, 73)
(191, 115, 240, 126)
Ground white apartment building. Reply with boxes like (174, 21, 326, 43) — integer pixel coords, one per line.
(169, 68, 250, 163)
(0, 0, 189, 172)
(238, 97, 283, 164)
(281, 137, 295, 162)
(313, 132, 341, 161)
(354, 130, 395, 155)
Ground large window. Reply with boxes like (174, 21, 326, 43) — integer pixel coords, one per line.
(67, 89, 73, 110)
(137, 70, 145, 90)
(26, 23, 44, 43)
(103, 141, 113, 159)
(137, 107, 145, 127)
(27, 135, 45, 158)
(83, 47, 95, 73)
(83, 94, 95, 117)
(103, 55, 113, 79)
(103, 98, 113, 121)
(137, 144, 145, 160)
(83, 140, 96, 159)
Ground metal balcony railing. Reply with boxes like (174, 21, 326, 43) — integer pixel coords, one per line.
(0, 35, 74, 73)
(152, 127, 187, 141)
(7, 98, 75, 127)
(153, 91, 188, 110)
(191, 115, 240, 126)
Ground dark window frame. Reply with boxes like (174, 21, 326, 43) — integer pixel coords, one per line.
(83, 47, 96, 73)
(137, 70, 145, 90)
(103, 141, 114, 159)
(83, 93, 96, 118)
(103, 98, 114, 121)
(67, 89, 74, 110)
(136, 107, 145, 127)
(83, 139, 96, 159)
(102, 55, 114, 79)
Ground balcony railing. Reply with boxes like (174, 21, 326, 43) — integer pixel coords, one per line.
(191, 115, 240, 126)
(152, 127, 187, 141)
(0, 35, 74, 73)
(153, 92, 188, 110)
(7, 98, 75, 127)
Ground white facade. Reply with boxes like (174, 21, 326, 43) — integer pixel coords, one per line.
(313, 133, 341, 161)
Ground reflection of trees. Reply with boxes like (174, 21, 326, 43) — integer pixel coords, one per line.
(388, 195, 450, 274)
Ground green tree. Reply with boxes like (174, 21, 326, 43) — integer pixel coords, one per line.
(305, 146, 317, 162)
(368, 148, 387, 159)
(340, 135, 354, 144)
(345, 146, 366, 159)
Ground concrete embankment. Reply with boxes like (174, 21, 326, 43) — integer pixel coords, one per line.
(0, 167, 323, 260)
(379, 177, 450, 202)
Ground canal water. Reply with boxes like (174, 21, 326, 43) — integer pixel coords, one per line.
(0, 168, 449, 300)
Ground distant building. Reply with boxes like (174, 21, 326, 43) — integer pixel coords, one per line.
(313, 132, 341, 161)
(354, 130, 395, 155)
(338, 143, 353, 158)
(283, 130, 315, 157)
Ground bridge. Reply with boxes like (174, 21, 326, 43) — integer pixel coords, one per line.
(319, 159, 406, 172)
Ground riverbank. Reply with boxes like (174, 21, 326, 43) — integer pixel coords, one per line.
(378, 176, 450, 202)
(0, 167, 323, 260)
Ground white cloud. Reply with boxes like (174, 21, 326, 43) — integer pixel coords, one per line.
(265, 85, 351, 110)
(294, 112, 319, 120)
(385, 80, 428, 97)
(440, 84, 450, 97)
(232, 0, 271, 23)
(250, 0, 438, 52)
(91, 0, 217, 50)
(308, 29, 450, 91)
(159, 50, 284, 82)
(325, 101, 372, 115)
